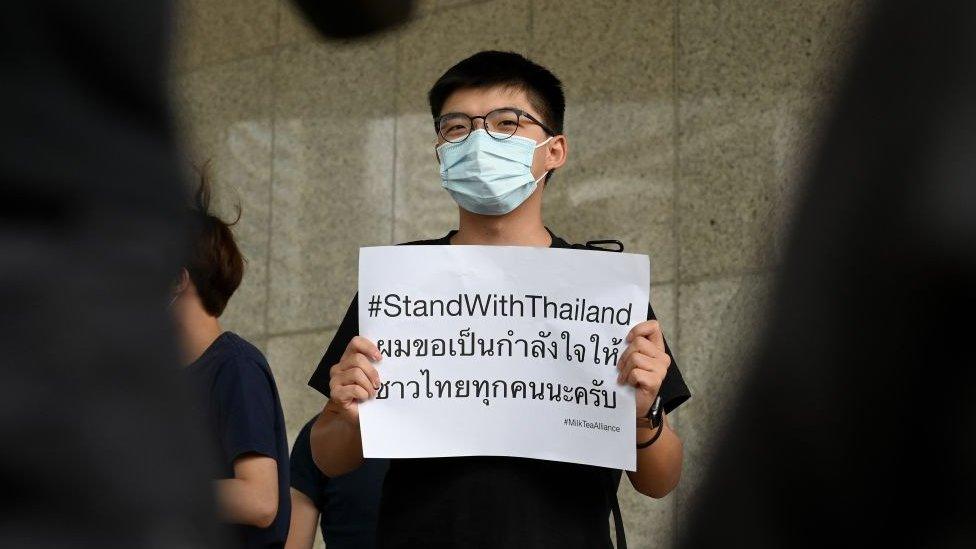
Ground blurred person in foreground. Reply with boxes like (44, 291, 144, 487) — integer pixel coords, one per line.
(1, 1, 411, 547)
(680, 1, 976, 547)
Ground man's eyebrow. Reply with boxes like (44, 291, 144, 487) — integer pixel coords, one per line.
(439, 106, 526, 117)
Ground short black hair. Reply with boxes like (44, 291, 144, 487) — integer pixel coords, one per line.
(186, 164, 245, 317)
(428, 51, 565, 135)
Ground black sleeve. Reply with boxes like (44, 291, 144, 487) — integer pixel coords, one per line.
(214, 359, 278, 466)
(647, 303, 691, 414)
(289, 417, 327, 510)
(308, 294, 360, 397)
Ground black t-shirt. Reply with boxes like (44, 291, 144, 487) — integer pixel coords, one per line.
(307, 230, 691, 549)
(290, 417, 390, 549)
(184, 332, 291, 549)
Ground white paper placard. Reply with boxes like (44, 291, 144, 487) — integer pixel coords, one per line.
(358, 245, 649, 471)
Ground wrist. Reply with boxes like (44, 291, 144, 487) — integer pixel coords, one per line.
(636, 395, 662, 426)
(636, 395, 664, 449)
(324, 398, 343, 415)
(324, 398, 359, 426)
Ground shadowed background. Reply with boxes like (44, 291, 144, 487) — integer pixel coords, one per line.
(170, 1, 864, 547)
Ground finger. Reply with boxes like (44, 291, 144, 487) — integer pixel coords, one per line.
(617, 349, 637, 383)
(329, 371, 371, 399)
(351, 353, 381, 389)
(626, 320, 657, 342)
(342, 335, 381, 362)
(626, 320, 665, 352)
(629, 352, 667, 382)
(334, 384, 370, 403)
(630, 337, 663, 360)
(617, 352, 656, 384)
(625, 340, 672, 370)
(616, 337, 655, 373)
(336, 351, 382, 382)
(616, 344, 634, 373)
(337, 368, 376, 397)
(330, 367, 373, 397)
(628, 368, 663, 396)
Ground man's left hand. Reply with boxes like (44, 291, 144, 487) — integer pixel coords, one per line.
(616, 320, 671, 417)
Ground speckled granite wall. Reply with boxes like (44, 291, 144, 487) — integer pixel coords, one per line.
(171, 1, 863, 547)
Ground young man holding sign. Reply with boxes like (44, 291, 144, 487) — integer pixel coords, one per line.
(308, 51, 690, 548)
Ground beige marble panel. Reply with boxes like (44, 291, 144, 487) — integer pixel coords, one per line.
(677, 93, 824, 279)
(672, 274, 772, 528)
(533, 0, 677, 281)
(676, 0, 862, 279)
(678, 0, 864, 97)
(532, 0, 673, 100)
(172, 55, 276, 340)
(266, 329, 336, 446)
(393, 0, 531, 243)
(250, 336, 269, 356)
(172, 0, 278, 72)
(276, 0, 322, 46)
(542, 98, 677, 281)
(269, 39, 397, 333)
(650, 283, 677, 339)
(617, 486, 676, 549)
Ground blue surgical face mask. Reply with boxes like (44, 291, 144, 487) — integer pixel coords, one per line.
(437, 129, 553, 216)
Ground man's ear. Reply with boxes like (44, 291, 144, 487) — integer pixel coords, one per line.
(174, 268, 190, 294)
(544, 135, 568, 172)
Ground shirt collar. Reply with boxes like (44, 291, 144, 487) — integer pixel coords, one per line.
(441, 227, 569, 248)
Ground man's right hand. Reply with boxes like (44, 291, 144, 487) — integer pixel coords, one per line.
(326, 336, 382, 424)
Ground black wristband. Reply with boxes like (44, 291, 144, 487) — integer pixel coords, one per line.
(636, 421, 664, 449)
(637, 396, 664, 449)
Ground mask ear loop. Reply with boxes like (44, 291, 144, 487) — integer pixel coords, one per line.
(533, 135, 555, 184)
(433, 134, 463, 164)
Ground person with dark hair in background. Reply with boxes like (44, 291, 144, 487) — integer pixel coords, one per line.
(679, 1, 976, 547)
(307, 51, 691, 549)
(174, 173, 291, 548)
(285, 415, 389, 549)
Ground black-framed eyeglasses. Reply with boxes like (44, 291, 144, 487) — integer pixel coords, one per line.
(434, 108, 557, 144)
